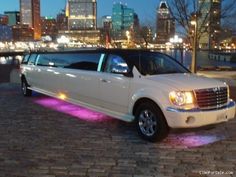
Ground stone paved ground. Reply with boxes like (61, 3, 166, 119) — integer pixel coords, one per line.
(0, 83, 235, 177)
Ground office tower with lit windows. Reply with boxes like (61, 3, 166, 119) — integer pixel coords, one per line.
(67, 0, 97, 30)
(156, 1, 175, 44)
(20, 0, 41, 40)
(59, 0, 100, 44)
(199, 0, 221, 49)
(41, 17, 58, 39)
(112, 3, 139, 40)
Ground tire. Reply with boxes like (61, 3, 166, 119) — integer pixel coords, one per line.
(21, 78, 32, 97)
(135, 101, 169, 142)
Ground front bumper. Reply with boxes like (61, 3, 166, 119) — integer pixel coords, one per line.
(165, 100, 236, 128)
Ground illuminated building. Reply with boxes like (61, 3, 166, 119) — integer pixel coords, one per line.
(20, 0, 41, 40)
(58, 30, 100, 44)
(199, 0, 221, 49)
(156, 1, 175, 44)
(102, 15, 112, 31)
(67, 0, 97, 30)
(0, 15, 12, 41)
(0, 15, 9, 25)
(56, 11, 68, 31)
(0, 25, 12, 41)
(100, 15, 112, 45)
(4, 11, 20, 26)
(41, 17, 58, 39)
(12, 25, 34, 41)
(59, 0, 99, 44)
(112, 3, 139, 40)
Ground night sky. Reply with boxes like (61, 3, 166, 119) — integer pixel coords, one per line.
(0, 0, 159, 24)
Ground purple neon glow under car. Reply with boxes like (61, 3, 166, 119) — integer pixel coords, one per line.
(34, 96, 111, 122)
(34, 96, 226, 148)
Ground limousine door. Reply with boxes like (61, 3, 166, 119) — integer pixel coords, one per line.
(60, 53, 102, 107)
(35, 54, 61, 92)
(99, 54, 130, 113)
(25, 54, 38, 87)
(63, 69, 101, 107)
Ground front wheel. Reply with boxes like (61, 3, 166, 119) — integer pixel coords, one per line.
(21, 79, 32, 97)
(135, 102, 169, 142)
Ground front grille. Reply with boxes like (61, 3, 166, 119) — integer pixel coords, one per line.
(194, 87, 228, 110)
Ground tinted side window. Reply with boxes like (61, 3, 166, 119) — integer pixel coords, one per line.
(64, 53, 101, 71)
(37, 54, 51, 66)
(21, 54, 30, 64)
(140, 53, 188, 75)
(36, 53, 101, 71)
(28, 54, 37, 65)
(37, 54, 68, 67)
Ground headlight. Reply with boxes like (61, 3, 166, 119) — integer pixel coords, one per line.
(169, 91, 195, 106)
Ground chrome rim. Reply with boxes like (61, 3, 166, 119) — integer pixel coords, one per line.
(138, 109, 157, 137)
(22, 82, 27, 95)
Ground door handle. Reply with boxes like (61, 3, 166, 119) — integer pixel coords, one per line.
(100, 79, 111, 83)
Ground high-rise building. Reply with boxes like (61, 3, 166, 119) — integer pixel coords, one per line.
(56, 11, 68, 31)
(12, 24, 34, 41)
(0, 25, 12, 41)
(59, 0, 100, 44)
(112, 3, 139, 40)
(102, 15, 112, 31)
(4, 11, 20, 26)
(0, 15, 8, 25)
(41, 17, 58, 39)
(20, 0, 41, 40)
(67, 0, 97, 30)
(199, 0, 221, 49)
(100, 15, 112, 45)
(0, 14, 12, 41)
(156, 1, 175, 44)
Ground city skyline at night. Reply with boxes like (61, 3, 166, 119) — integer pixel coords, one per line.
(0, 0, 158, 23)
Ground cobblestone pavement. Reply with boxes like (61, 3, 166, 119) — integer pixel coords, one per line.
(0, 83, 235, 177)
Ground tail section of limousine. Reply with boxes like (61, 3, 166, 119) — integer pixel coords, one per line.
(20, 49, 236, 142)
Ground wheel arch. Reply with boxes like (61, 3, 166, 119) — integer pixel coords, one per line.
(133, 97, 170, 141)
(132, 97, 164, 117)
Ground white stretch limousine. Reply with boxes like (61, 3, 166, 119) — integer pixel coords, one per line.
(20, 49, 236, 142)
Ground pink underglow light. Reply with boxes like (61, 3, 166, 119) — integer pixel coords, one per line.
(165, 134, 225, 148)
(34, 96, 112, 122)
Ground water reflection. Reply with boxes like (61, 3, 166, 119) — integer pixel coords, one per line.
(162, 50, 236, 68)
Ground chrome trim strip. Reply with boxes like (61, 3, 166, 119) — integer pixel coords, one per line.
(166, 100, 235, 113)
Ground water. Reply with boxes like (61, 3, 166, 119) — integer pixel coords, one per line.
(162, 50, 236, 68)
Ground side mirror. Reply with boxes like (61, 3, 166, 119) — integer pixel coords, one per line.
(111, 65, 129, 74)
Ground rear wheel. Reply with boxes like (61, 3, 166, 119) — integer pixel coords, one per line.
(21, 79, 32, 97)
(135, 101, 169, 142)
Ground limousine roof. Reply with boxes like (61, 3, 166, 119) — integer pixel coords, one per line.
(26, 48, 154, 55)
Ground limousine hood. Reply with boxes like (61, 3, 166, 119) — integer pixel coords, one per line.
(145, 73, 227, 91)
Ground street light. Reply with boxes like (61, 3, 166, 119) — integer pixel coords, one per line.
(126, 31, 130, 45)
(191, 16, 198, 73)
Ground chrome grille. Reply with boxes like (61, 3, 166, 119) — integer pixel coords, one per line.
(194, 87, 228, 110)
